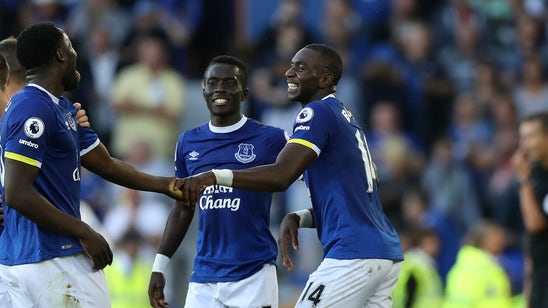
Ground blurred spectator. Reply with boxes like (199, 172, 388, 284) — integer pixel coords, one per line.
(363, 20, 450, 146)
(447, 92, 494, 163)
(421, 137, 481, 233)
(118, 0, 202, 73)
(250, 19, 312, 119)
(486, 94, 523, 234)
(110, 34, 186, 160)
(349, 0, 392, 44)
(431, 0, 487, 51)
(392, 227, 444, 308)
(104, 228, 152, 308)
(437, 20, 486, 93)
(74, 26, 121, 146)
(472, 59, 505, 117)
(103, 188, 170, 257)
(400, 186, 461, 282)
(64, 0, 131, 54)
(20, 0, 71, 28)
(367, 101, 424, 224)
(443, 220, 513, 308)
(512, 54, 548, 119)
(253, 0, 315, 63)
(320, 0, 367, 122)
(497, 12, 548, 85)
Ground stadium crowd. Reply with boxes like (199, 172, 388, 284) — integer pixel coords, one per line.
(1, 0, 546, 306)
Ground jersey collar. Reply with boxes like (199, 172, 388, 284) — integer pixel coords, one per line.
(321, 94, 336, 100)
(27, 83, 60, 105)
(209, 115, 247, 133)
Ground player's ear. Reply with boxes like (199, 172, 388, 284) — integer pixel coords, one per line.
(55, 48, 65, 62)
(319, 72, 334, 89)
(242, 88, 249, 101)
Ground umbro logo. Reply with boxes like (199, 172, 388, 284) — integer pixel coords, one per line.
(189, 151, 200, 160)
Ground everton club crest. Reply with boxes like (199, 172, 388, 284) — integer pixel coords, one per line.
(235, 143, 256, 163)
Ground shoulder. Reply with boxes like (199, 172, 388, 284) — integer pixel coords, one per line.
(296, 100, 337, 122)
(9, 88, 53, 116)
(247, 118, 287, 139)
(178, 123, 209, 142)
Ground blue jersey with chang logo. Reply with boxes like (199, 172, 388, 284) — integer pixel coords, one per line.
(287, 95, 403, 261)
(175, 116, 287, 283)
(0, 85, 99, 265)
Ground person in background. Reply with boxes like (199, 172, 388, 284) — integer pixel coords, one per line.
(110, 34, 186, 160)
(443, 220, 512, 308)
(0, 37, 26, 102)
(105, 228, 152, 308)
(511, 111, 548, 307)
(148, 55, 287, 308)
(392, 227, 443, 308)
(176, 44, 403, 307)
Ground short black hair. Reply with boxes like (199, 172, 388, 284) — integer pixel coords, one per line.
(522, 112, 548, 133)
(304, 43, 343, 85)
(0, 55, 8, 91)
(0, 37, 25, 83)
(17, 22, 64, 70)
(206, 55, 248, 86)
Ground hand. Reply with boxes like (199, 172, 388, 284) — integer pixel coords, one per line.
(149, 272, 169, 308)
(278, 213, 301, 271)
(511, 148, 531, 181)
(73, 103, 90, 128)
(177, 172, 216, 206)
(166, 177, 184, 201)
(79, 228, 113, 270)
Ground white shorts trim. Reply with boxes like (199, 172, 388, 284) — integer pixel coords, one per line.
(185, 263, 278, 308)
(295, 258, 401, 308)
(0, 253, 110, 307)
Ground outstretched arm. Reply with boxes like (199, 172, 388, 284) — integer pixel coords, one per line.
(179, 143, 316, 204)
(81, 142, 182, 201)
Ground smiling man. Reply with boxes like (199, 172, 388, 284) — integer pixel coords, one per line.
(178, 44, 403, 307)
(148, 55, 287, 308)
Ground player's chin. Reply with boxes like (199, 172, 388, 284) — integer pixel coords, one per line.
(287, 90, 299, 101)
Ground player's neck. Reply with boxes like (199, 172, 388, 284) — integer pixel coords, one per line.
(210, 114, 243, 127)
(26, 69, 65, 98)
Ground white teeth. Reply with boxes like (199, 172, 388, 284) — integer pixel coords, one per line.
(288, 83, 298, 89)
(214, 99, 228, 105)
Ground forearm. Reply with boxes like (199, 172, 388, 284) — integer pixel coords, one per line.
(84, 150, 171, 194)
(7, 189, 90, 239)
(104, 159, 170, 192)
(231, 164, 299, 192)
(519, 183, 547, 232)
(157, 202, 195, 257)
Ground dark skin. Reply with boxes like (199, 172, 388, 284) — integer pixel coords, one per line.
(176, 47, 335, 271)
(5, 29, 183, 271)
(148, 62, 250, 308)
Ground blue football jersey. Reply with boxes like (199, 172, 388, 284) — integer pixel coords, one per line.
(287, 95, 403, 261)
(0, 85, 99, 265)
(175, 116, 287, 283)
